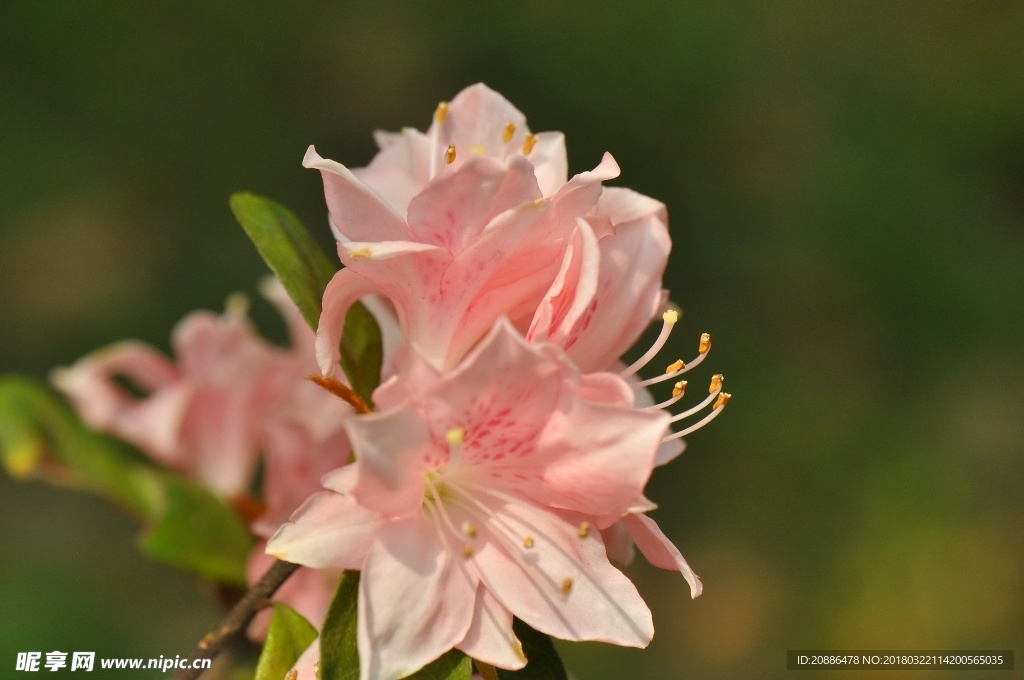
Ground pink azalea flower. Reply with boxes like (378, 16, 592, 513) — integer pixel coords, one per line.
(51, 280, 354, 511)
(308, 83, 668, 374)
(52, 293, 293, 498)
(267, 321, 706, 679)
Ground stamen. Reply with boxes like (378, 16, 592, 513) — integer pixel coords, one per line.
(709, 374, 723, 393)
(634, 332, 711, 388)
(643, 380, 687, 411)
(349, 246, 373, 259)
(668, 376, 723, 424)
(699, 332, 711, 354)
(662, 392, 731, 442)
(462, 545, 475, 559)
(561, 578, 573, 595)
(522, 133, 537, 154)
(445, 144, 457, 165)
(577, 521, 591, 539)
(461, 520, 477, 538)
(523, 536, 535, 549)
(503, 122, 516, 142)
(445, 426, 464, 473)
(621, 310, 679, 377)
(428, 103, 448, 179)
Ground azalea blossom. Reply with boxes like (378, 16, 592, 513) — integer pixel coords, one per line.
(268, 321, 716, 679)
(308, 83, 670, 374)
(52, 280, 354, 507)
(52, 291, 294, 498)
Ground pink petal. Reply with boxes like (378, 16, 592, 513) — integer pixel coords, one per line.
(457, 586, 527, 671)
(358, 519, 478, 680)
(622, 513, 702, 599)
(562, 209, 672, 373)
(406, 155, 541, 252)
(50, 341, 189, 460)
(347, 404, 434, 518)
(526, 396, 668, 518)
(254, 420, 352, 537)
(418, 320, 563, 469)
(472, 497, 653, 647)
(527, 132, 568, 197)
(434, 83, 528, 162)
(550, 152, 620, 229)
(303, 145, 411, 242)
(266, 491, 384, 570)
(352, 127, 433, 217)
(527, 219, 600, 348)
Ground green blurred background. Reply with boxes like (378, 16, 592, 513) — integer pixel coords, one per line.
(2, 3, 1021, 678)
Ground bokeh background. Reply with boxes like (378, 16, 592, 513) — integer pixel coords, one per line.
(2, 3, 1022, 679)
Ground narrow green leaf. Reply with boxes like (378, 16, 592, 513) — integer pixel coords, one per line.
(0, 375, 254, 585)
(254, 603, 318, 680)
(319, 571, 361, 680)
(230, 192, 338, 330)
(138, 474, 254, 585)
(406, 650, 473, 680)
(496, 620, 567, 680)
(339, 302, 383, 406)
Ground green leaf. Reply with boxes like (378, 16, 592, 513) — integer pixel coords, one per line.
(319, 571, 361, 680)
(230, 192, 384, 404)
(0, 375, 160, 517)
(0, 375, 254, 585)
(230, 192, 338, 330)
(339, 302, 383, 406)
(138, 475, 254, 584)
(254, 603, 318, 680)
(406, 650, 473, 680)
(496, 620, 567, 680)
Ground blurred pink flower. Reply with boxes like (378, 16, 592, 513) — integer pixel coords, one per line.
(51, 280, 352, 513)
(268, 321, 688, 678)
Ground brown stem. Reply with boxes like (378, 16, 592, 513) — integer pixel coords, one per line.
(174, 559, 300, 680)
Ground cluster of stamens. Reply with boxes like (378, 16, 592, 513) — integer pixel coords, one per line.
(622, 310, 731, 443)
(417, 427, 589, 608)
(428, 100, 538, 179)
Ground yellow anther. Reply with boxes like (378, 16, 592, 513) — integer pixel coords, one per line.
(713, 392, 732, 409)
(699, 333, 711, 354)
(461, 521, 477, 538)
(665, 359, 685, 373)
(503, 121, 516, 142)
(577, 521, 591, 539)
(663, 309, 679, 324)
(445, 144, 456, 164)
(561, 577, 573, 595)
(469, 144, 486, 155)
(709, 374, 723, 393)
(672, 381, 687, 398)
(446, 427, 465, 446)
(522, 133, 537, 154)
(435, 101, 448, 124)
(462, 545, 475, 558)
(523, 536, 534, 549)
